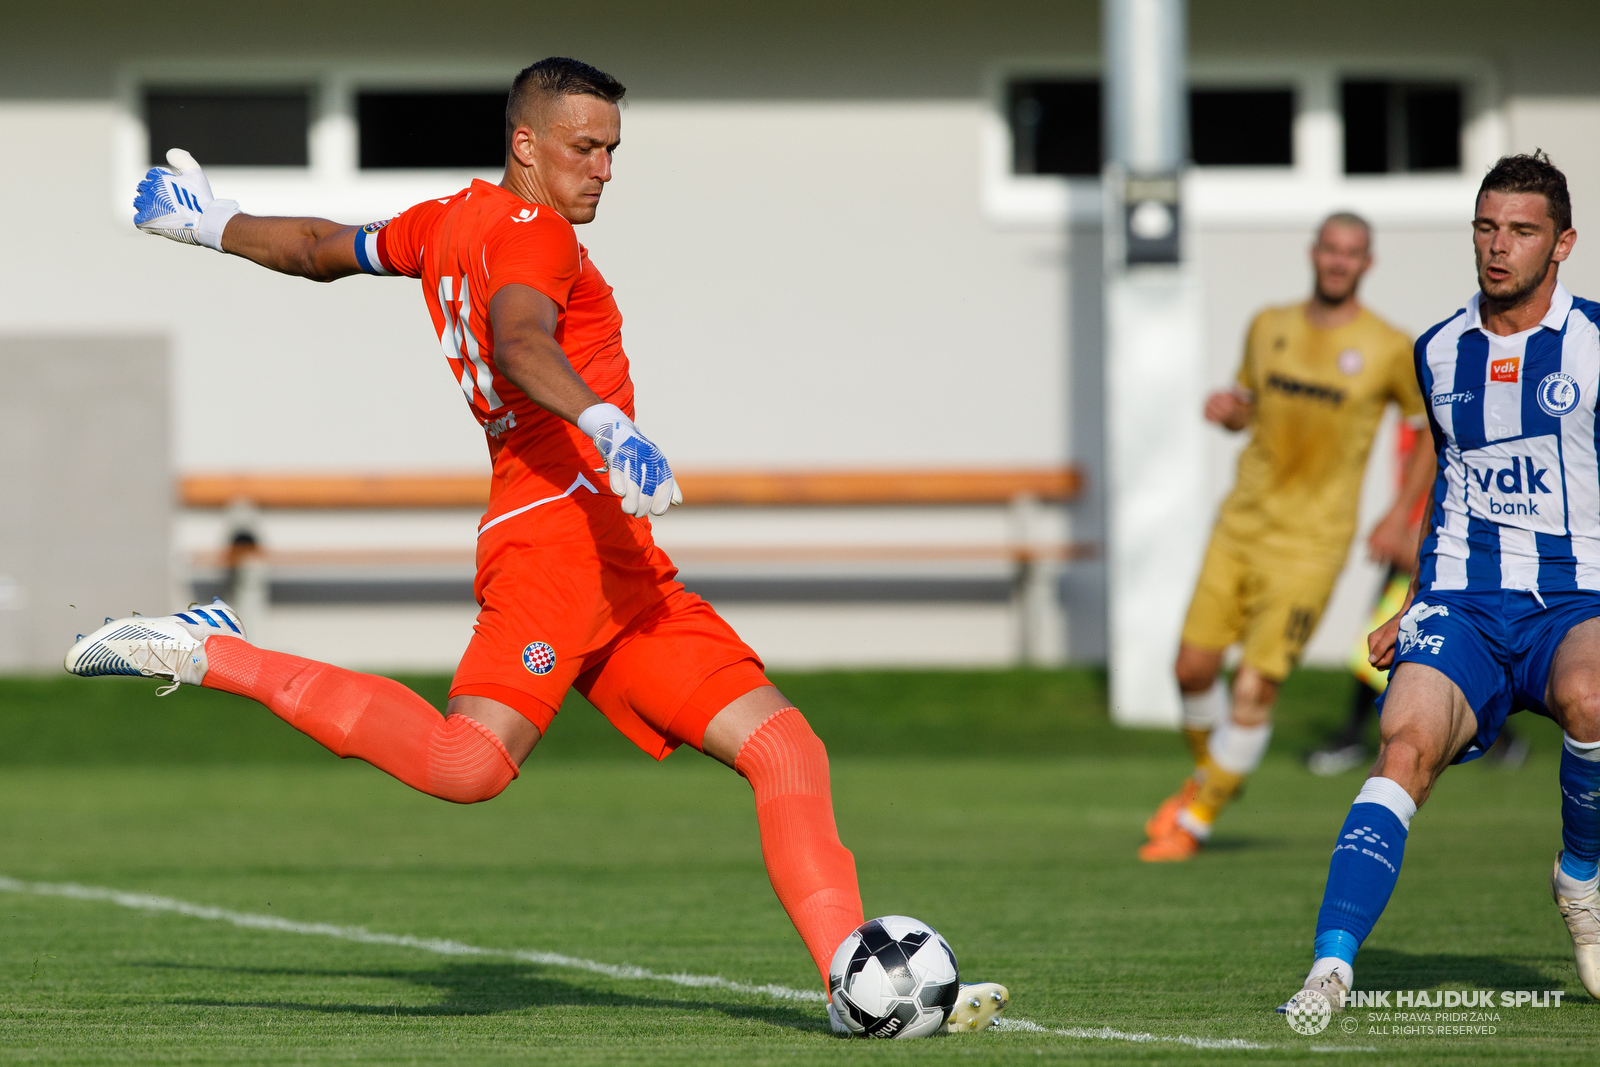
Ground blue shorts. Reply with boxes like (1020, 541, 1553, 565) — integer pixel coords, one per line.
(1382, 589, 1600, 763)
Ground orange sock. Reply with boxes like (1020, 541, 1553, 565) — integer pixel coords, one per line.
(733, 707, 865, 983)
(200, 637, 518, 804)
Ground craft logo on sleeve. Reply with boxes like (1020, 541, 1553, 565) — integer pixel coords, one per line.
(1490, 357, 1521, 384)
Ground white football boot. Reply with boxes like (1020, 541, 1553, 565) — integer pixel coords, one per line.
(63, 599, 246, 694)
(1551, 852, 1600, 999)
(1276, 968, 1349, 1014)
(945, 982, 1009, 1032)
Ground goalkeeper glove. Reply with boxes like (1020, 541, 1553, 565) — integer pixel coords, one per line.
(133, 148, 240, 252)
(578, 403, 683, 518)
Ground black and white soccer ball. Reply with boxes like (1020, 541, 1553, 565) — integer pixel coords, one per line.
(828, 915, 959, 1038)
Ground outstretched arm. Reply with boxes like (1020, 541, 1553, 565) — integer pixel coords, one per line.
(220, 215, 363, 282)
(134, 148, 361, 281)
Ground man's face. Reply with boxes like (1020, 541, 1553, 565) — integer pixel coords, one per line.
(1310, 222, 1372, 304)
(1472, 190, 1573, 305)
(522, 94, 621, 224)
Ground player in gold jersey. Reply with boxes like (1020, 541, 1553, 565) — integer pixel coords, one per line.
(1140, 213, 1437, 862)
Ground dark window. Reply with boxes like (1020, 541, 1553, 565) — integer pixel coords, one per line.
(358, 91, 508, 169)
(145, 89, 311, 166)
(1008, 79, 1101, 177)
(1189, 88, 1294, 166)
(1342, 80, 1462, 174)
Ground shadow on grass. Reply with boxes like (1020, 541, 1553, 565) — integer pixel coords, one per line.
(140, 959, 827, 1033)
(1356, 948, 1579, 996)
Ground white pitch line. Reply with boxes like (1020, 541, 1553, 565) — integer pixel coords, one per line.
(997, 1017, 1273, 1050)
(3, 874, 1287, 1050)
(0, 875, 821, 1004)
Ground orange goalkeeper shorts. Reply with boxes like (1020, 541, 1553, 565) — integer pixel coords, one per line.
(449, 486, 767, 759)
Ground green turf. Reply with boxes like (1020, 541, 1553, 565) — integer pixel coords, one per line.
(0, 669, 1590, 1064)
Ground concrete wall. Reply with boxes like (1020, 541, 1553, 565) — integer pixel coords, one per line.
(0, 337, 171, 670)
(3, 1, 1599, 671)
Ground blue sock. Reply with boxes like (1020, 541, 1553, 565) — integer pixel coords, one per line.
(1314, 780, 1413, 967)
(1560, 740, 1600, 882)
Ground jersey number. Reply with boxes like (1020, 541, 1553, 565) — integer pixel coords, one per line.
(438, 275, 503, 410)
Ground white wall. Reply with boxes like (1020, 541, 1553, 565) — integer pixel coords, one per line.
(5, 0, 1600, 671)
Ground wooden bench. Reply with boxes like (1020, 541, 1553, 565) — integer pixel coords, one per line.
(181, 467, 1089, 663)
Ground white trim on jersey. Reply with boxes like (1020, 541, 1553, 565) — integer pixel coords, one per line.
(1562, 308, 1600, 588)
(477, 472, 599, 536)
(1425, 312, 1472, 591)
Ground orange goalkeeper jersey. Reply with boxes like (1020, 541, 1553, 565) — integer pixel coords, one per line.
(360, 179, 634, 532)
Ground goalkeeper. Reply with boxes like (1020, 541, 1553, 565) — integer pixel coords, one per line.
(63, 56, 1007, 1034)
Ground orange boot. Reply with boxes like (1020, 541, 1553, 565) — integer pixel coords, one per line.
(1138, 823, 1203, 862)
(1143, 777, 1199, 840)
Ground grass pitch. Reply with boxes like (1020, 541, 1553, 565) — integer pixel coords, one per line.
(0, 668, 1591, 1064)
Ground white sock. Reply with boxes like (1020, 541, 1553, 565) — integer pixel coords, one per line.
(1208, 719, 1272, 775)
(1354, 776, 1418, 832)
(1309, 957, 1354, 988)
(1176, 807, 1213, 840)
(1181, 681, 1225, 732)
(1556, 865, 1600, 900)
(1564, 732, 1600, 762)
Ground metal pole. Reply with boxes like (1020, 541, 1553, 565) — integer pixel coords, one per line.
(1102, 0, 1205, 726)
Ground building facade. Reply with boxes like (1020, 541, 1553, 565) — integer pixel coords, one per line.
(2, 1, 1596, 672)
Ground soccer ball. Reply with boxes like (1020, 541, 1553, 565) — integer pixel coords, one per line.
(828, 915, 959, 1038)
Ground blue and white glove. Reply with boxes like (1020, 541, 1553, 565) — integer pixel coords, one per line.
(578, 403, 683, 517)
(133, 148, 240, 252)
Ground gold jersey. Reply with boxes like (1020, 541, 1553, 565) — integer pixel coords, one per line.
(1214, 304, 1424, 567)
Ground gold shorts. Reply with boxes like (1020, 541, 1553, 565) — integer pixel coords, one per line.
(1180, 532, 1342, 681)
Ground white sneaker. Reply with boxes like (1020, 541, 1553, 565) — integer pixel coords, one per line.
(63, 598, 245, 693)
(1551, 852, 1600, 999)
(945, 982, 1009, 1032)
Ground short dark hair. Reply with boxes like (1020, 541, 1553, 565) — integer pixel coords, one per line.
(505, 57, 626, 151)
(1478, 150, 1572, 233)
(1319, 211, 1372, 246)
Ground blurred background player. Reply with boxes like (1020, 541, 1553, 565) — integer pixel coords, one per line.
(1309, 423, 1527, 775)
(1141, 213, 1436, 862)
(62, 57, 1007, 1033)
(1287, 151, 1600, 1008)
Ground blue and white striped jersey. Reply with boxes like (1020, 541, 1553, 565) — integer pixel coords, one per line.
(1419, 282, 1600, 594)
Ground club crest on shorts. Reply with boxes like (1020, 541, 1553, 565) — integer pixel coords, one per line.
(1537, 372, 1580, 417)
(521, 641, 556, 675)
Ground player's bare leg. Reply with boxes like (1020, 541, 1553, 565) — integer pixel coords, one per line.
(1174, 643, 1226, 760)
(1543, 620, 1600, 998)
(1144, 652, 1278, 861)
(1143, 644, 1224, 840)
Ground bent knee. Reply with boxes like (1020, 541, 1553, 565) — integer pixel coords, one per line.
(734, 707, 831, 795)
(427, 713, 520, 804)
(1551, 675, 1600, 741)
(1174, 647, 1222, 693)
